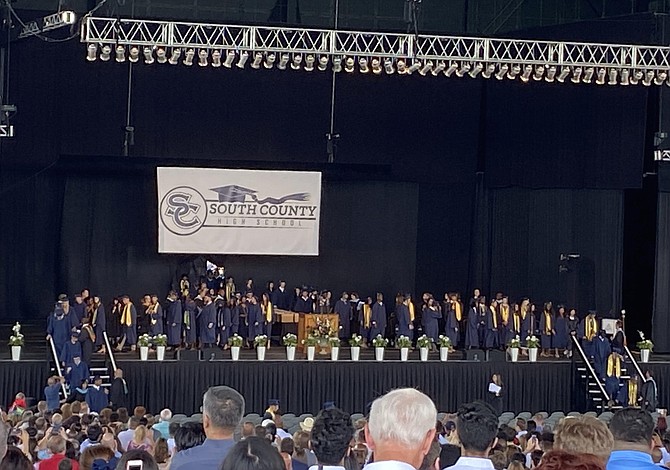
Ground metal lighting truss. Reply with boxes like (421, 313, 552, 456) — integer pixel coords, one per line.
(81, 16, 670, 85)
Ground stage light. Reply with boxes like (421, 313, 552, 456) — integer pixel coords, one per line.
(143, 46, 154, 64)
(445, 62, 458, 77)
(495, 64, 508, 80)
(304, 54, 315, 71)
(620, 69, 630, 85)
(643, 70, 654, 86)
(156, 48, 167, 64)
(630, 70, 643, 85)
(359, 57, 369, 74)
(455, 63, 471, 77)
(533, 65, 544, 81)
(544, 65, 556, 82)
(582, 67, 594, 83)
(115, 45, 126, 63)
(344, 57, 354, 73)
(278, 53, 289, 70)
(183, 48, 195, 66)
(468, 62, 483, 78)
(481, 63, 496, 78)
(556, 66, 569, 83)
(264, 53, 276, 69)
(418, 60, 433, 76)
(332, 56, 342, 72)
(520, 64, 532, 82)
(290, 54, 302, 70)
(431, 61, 446, 76)
(397, 59, 407, 75)
(570, 67, 582, 84)
(211, 50, 222, 67)
(608, 68, 618, 85)
(251, 52, 262, 69)
(196, 49, 207, 67)
(384, 58, 394, 74)
(168, 48, 181, 65)
(223, 50, 236, 68)
(98, 45, 111, 61)
(407, 61, 421, 74)
(507, 64, 520, 79)
(86, 43, 97, 61)
(318, 56, 328, 71)
(371, 58, 382, 74)
(237, 51, 249, 69)
(655, 71, 667, 85)
(129, 46, 139, 63)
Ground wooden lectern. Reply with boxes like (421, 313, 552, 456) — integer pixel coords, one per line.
(297, 314, 340, 352)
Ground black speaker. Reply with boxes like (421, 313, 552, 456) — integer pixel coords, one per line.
(175, 349, 202, 361)
(488, 349, 507, 362)
(202, 349, 226, 362)
(463, 349, 486, 361)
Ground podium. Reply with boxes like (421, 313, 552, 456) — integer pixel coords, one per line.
(297, 314, 339, 352)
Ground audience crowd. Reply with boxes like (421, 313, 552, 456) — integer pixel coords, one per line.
(0, 385, 666, 470)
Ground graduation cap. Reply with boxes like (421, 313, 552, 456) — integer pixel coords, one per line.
(268, 399, 280, 406)
(323, 401, 336, 410)
(93, 375, 102, 382)
(71, 331, 80, 338)
(57, 294, 69, 303)
(210, 185, 258, 203)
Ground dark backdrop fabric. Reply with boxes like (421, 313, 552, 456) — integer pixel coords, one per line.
(0, 361, 49, 410)
(118, 360, 574, 415)
(653, 164, 670, 352)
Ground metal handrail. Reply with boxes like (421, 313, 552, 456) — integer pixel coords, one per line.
(47, 337, 69, 399)
(103, 332, 117, 373)
(624, 345, 646, 382)
(571, 335, 610, 402)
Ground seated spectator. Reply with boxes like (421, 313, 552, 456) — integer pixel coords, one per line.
(489, 451, 507, 470)
(446, 402, 498, 470)
(153, 438, 171, 470)
(173, 422, 206, 452)
(365, 388, 437, 470)
(116, 450, 158, 470)
(310, 407, 355, 470)
(220, 436, 285, 470)
(167, 422, 180, 455)
(2, 446, 33, 470)
(292, 431, 314, 470)
(607, 408, 657, 470)
(118, 417, 140, 451)
(79, 445, 115, 470)
(537, 450, 605, 470)
(439, 444, 461, 469)
(554, 416, 613, 464)
(80, 425, 103, 452)
(241, 422, 256, 440)
(279, 437, 295, 469)
(36, 436, 80, 470)
(127, 425, 153, 452)
(419, 441, 442, 470)
(507, 463, 526, 470)
(100, 433, 121, 458)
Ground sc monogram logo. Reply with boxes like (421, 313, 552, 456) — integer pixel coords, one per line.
(160, 186, 207, 236)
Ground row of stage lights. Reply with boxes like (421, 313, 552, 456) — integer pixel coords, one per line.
(86, 43, 670, 86)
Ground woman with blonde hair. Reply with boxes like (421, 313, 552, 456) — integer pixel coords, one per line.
(127, 425, 153, 452)
(79, 445, 115, 470)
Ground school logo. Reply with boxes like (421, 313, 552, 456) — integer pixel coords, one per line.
(209, 184, 310, 204)
(160, 186, 207, 236)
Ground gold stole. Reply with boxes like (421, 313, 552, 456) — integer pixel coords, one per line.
(263, 302, 273, 322)
(521, 306, 528, 320)
(607, 354, 621, 378)
(225, 283, 234, 301)
(628, 380, 638, 406)
(490, 306, 497, 328)
(544, 313, 552, 334)
(501, 305, 509, 323)
(454, 302, 462, 321)
(91, 307, 98, 325)
(586, 317, 597, 341)
(148, 304, 158, 324)
(513, 313, 520, 332)
(180, 279, 190, 296)
(408, 302, 415, 322)
(363, 305, 371, 328)
(82, 323, 96, 343)
(121, 303, 133, 326)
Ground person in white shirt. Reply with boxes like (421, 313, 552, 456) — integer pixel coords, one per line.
(446, 402, 498, 470)
(365, 388, 437, 470)
(117, 416, 140, 451)
(308, 407, 355, 470)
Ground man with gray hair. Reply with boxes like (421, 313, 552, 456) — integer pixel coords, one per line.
(365, 388, 437, 470)
(152, 408, 172, 439)
(170, 385, 245, 470)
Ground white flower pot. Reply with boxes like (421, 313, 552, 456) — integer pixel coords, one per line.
(375, 347, 385, 362)
(231, 346, 240, 361)
(420, 347, 429, 362)
(156, 346, 165, 361)
(139, 346, 149, 361)
(331, 347, 339, 361)
(400, 348, 409, 362)
(641, 349, 650, 363)
(11, 346, 21, 361)
(257, 346, 266, 361)
(351, 346, 360, 361)
(286, 346, 296, 361)
(528, 348, 538, 362)
(509, 348, 519, 363)
(307, 346, 316, 361)
(440, 347, 449, 362)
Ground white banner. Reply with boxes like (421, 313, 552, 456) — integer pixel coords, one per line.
(157, 167, 322, 255)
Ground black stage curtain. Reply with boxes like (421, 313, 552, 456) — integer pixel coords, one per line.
(118, 360, 573, 415)
(0, 361, 49, 409)
(653, 164, 670, 352)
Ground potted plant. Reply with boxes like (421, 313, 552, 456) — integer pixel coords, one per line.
(138, 334, 151, 361)
(153, 334, 167, 361)
(417, 335, 431, 362)
(9, 322, 23, 361)
(228, 334, 243, 361)
(254, 335, 268, 360)
(303, 335, 319, 361)
(283, 333, 298, 361)
(372, 335, 388, 361)
(349, 334, 363, 361)
(508, 335, 521, 363)
(438, 335, 452, 362)
(397, 335, 412, 362)
(329, 336, 341, 361)
(526, 335, 540, 362)
(637, 331, 653, 363)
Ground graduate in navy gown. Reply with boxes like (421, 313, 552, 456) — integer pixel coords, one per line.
(91, 297, 106, 353)
(183, 293, 197, 348)
(247, 296, 264, 343)
(199, 295, 217, 348)
(539, 302, 555, 358)
(86, 376, 109, 413)
(293, 291, 313, 314)
(66, 356, 90, 388)
(78, 320, 95, 364)
(519, 299, 532, 350)
(71, 293, 86, 326)
(484, 299, 499, 350)
(148, 295, 164, 336)
(260, 293, 274, 348)
(579, 311, 599, 358)
(118, 295, 137, 351)
(334, 293, 352, 339)
(553, 305, 569, 357)
(566, 308, 579, 358)
(422, 297, 441, 349)
(444, 294, 461, 348)
(593, 331, 611, 379)
(611, 320, 626, 355)
(360, 297, 373, 342)
(498, 297, 512, 349)
(165, 291, 182, 348)
(465, 303, 480, 349)
(60, 331, 82, 366)
(396, 295, 412, 339)
(47, 295, 78, 357)
(604, 353, 623, 403)
(230, 299, 240, 336)
(272, 281, 292, 310)
(370, 293, 387, 340)
(219, 300, 233, 348)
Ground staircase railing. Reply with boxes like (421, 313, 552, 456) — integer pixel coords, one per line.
(571, 335, 610, 402)
(624, 344, 646, 382)
(103, 332, 117, 373)
(47, 337, 69, 399)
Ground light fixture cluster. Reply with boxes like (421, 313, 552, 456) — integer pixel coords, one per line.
(85, 45, 670, 86)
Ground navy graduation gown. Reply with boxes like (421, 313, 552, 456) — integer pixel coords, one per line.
(422, 307, 441, 342)
(92, 304, 106, 347)
(86, 385, 108, 413)
(465, 307, 480, 348)
(219, 306, 232, 345)
(183, 299, 197, 344)
(539, 312, 554, 349)
(149, 304, 164, 335)
(166, 299, 182, 346)
(370, 302, 387, 338)
(199, 302, 217, 344)
(293, 297, 312, 314)
(444, 302, 460, 345)
(67, 361, 90, 387)
(484, 307, 498, 349)
(72, 301, 86, 325)
(247, 304, 264, 340)
(396, 304, 412, 338)
(60, 340, 82, 365)
(553, 316, 569, 349)
(231, 305, 240, 335)
(47, 311, 77, 356)
(593, 336, 611, 379)
(79, 325, 94, 364)
(334, 300, 352, 338)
